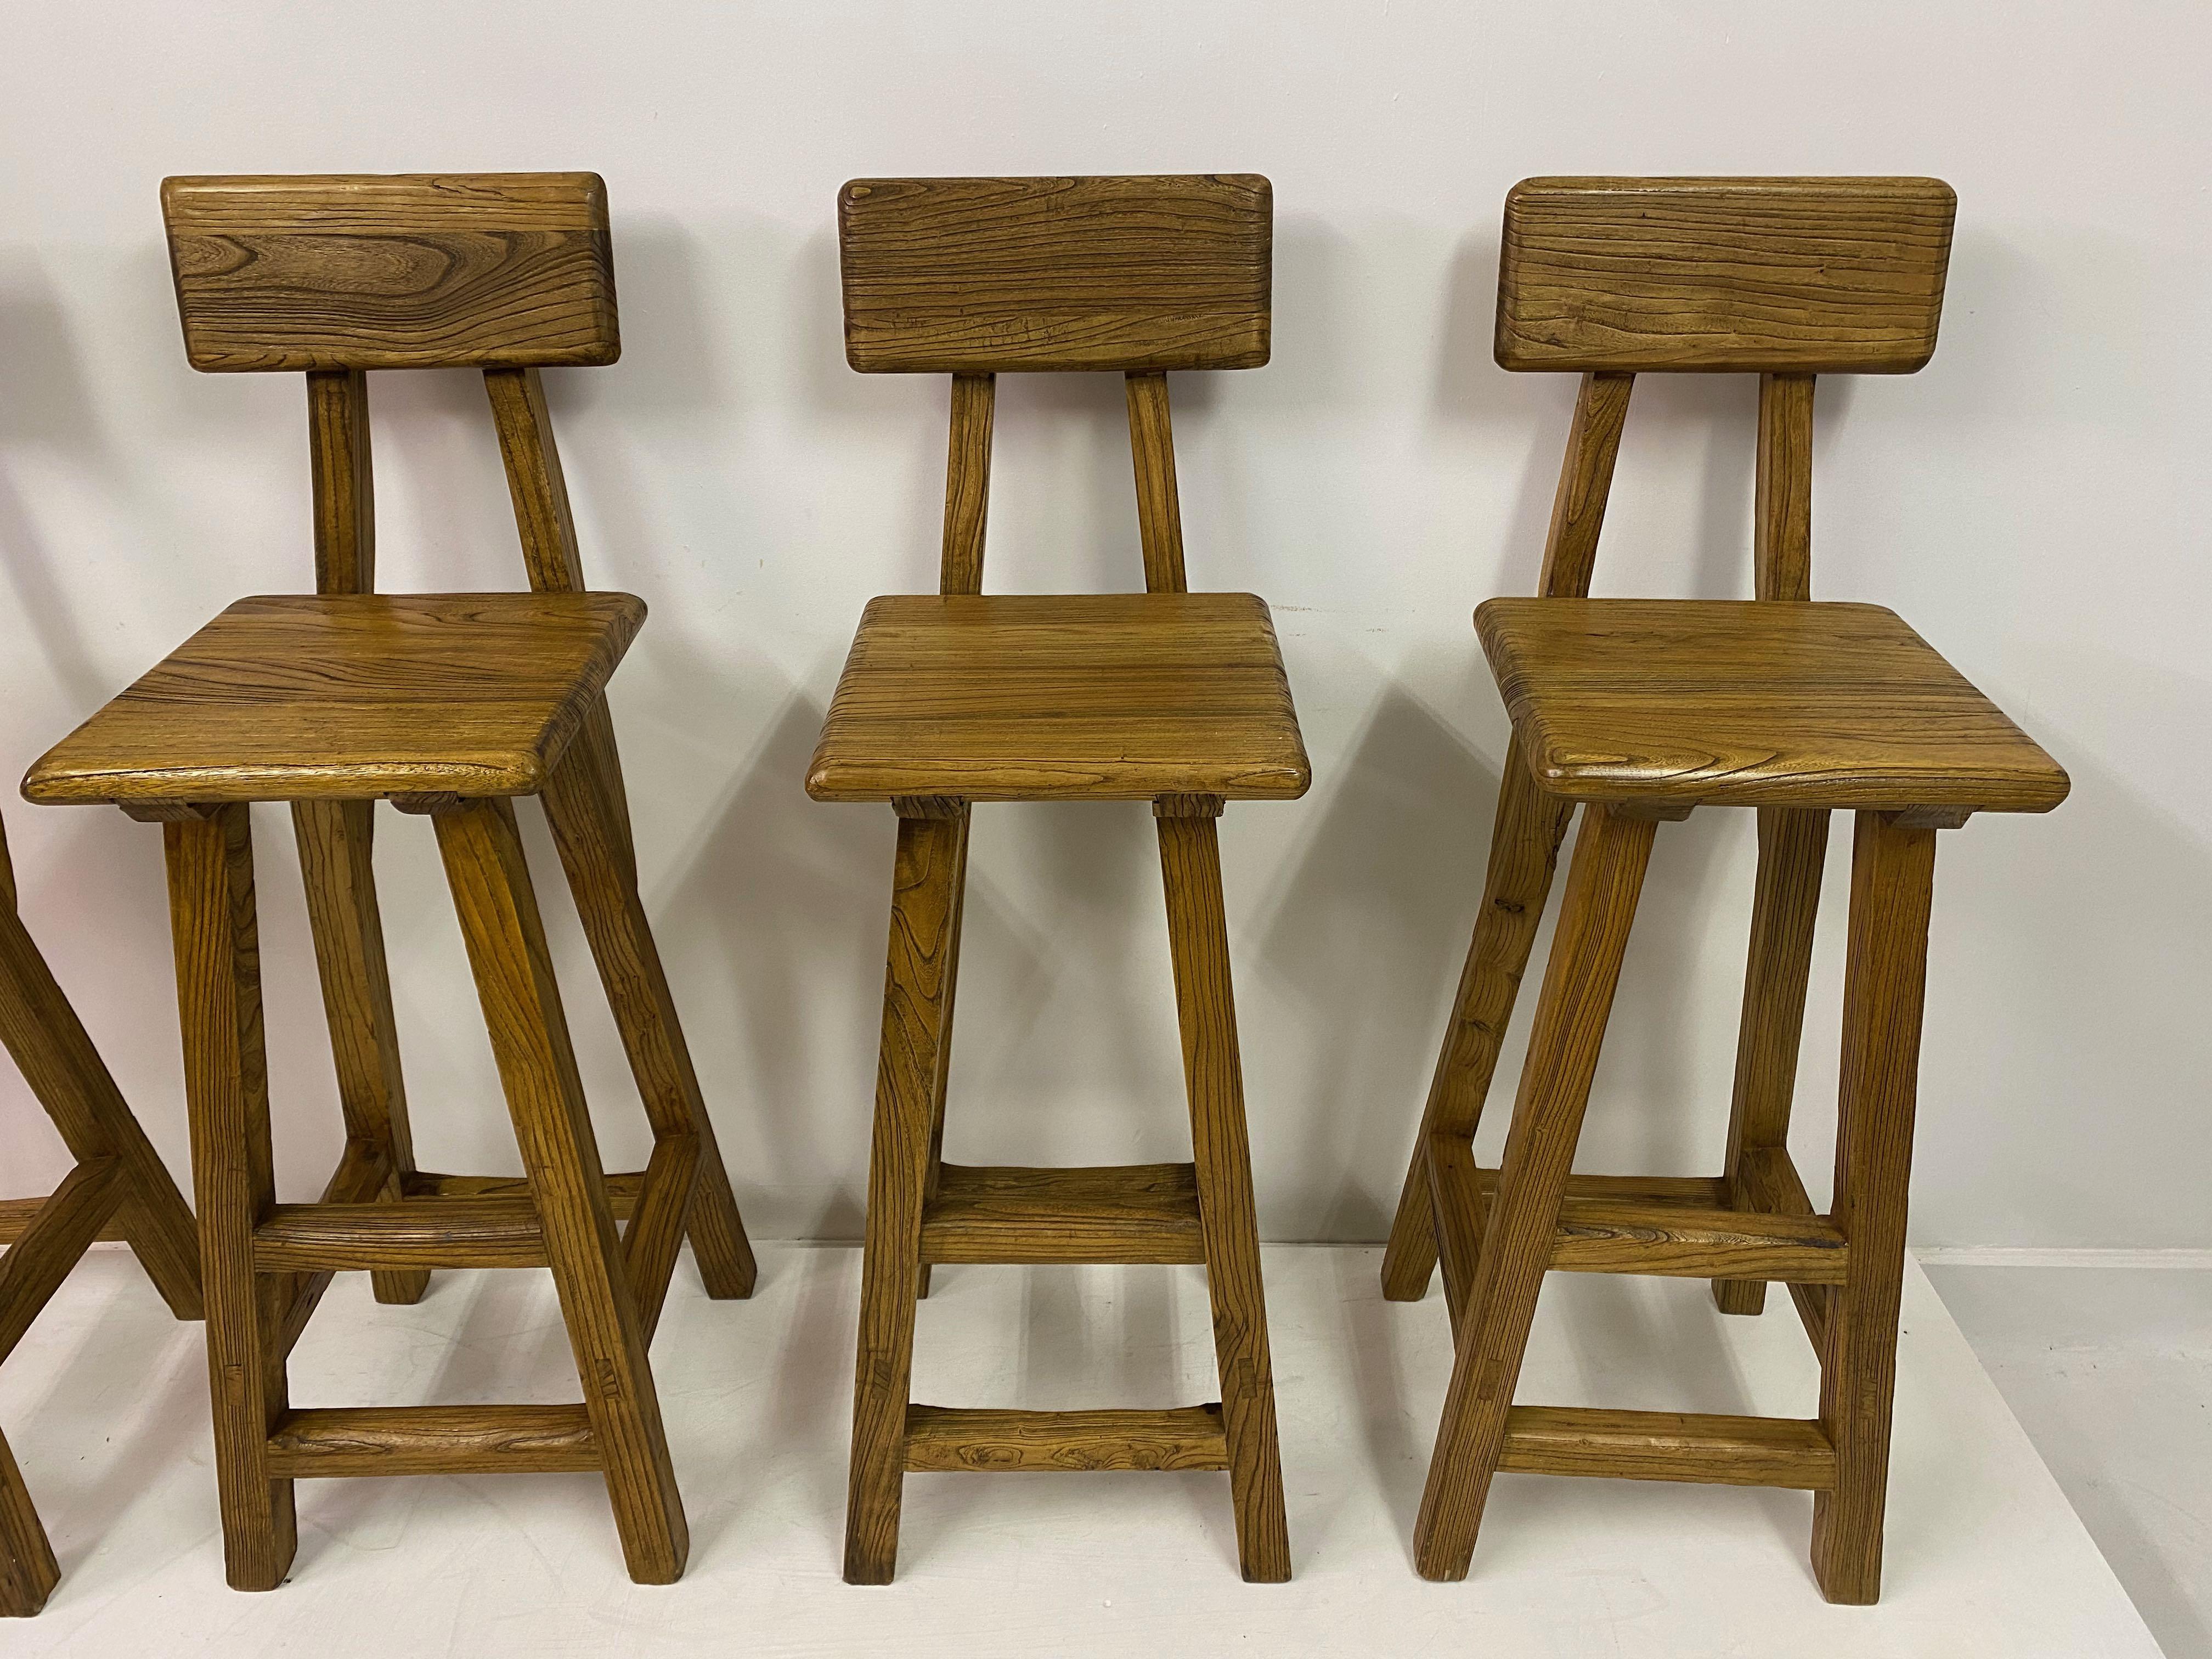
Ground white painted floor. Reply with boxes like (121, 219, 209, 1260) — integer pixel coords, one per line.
(1925, 1262, 2212, 1659)
(0, 1245, 2162, 1657)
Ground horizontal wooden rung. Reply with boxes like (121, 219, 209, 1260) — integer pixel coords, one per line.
(0, 1193, 128, 1246)
(921, 1163, 1204, 1265)
(254, 1197, 546, 1272)
(1440, 1160, 1847, 1284)
(1500, 1406, 1837, 1490)
(403, 1168, 643, 1221)
(904, 1404, 1228, 1472)
(266, 1405, 599, 1477)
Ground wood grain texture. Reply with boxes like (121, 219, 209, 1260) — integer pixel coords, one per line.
(0, 1198, 126, 1245)
(1159, 811, 1291, 1583)
(24, 592, 644, 804)
(1477, 598, 2071, 813)
(807, 593, 1309, 803)
(0, 1158, 119, 1364)
(1496, 177, 1955, 373)
(253, 1196, 548, 1271)
(1536, 372, 1635, 597)
(163, 806, 296, 1590)
(485, 365, 588, 591)
(0, 1429, 58, 1617)
(904, 1406, 1229, 1472)
(306, 370, 374, 591)
(1126, 370, 1187, 593)
(1756, 374, 1815, 601)
(1737, 1144, 1832, 1352)
(1379, 741, 1576, 1301)
(266, 1406, 597, 1477)
(840, 175, 1271, 373)
(1812, 812, 1937, 1605)
(1499, 1407, 1837, 1489)
(1714, 806, 1830, 1315)
(432, 798, 685, 1585)
(164, 173, 618, 373)
(1414, 804, 1657, 1582)
(845, 810, 965, 1584)
(939, 373, 995, 595)
(919, 1163, 1204, 1265)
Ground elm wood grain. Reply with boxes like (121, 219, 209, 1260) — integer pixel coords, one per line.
(306, 370, 374, 591)
(163, 806, 296, 1591)
(940, 373, 995, 596)
(22, 592, 643, 806)
(1812, 812, 1937, 1605)
(1756, 374, 1815, 602)
(1378, 744, 1576, 1301)
(1537, 371, 1635, 597)
(1715, 806, 1830, 1315)
(845, 809, 965, 1585)
(294, 799, 427, 1306)
(904, 1406, 1230, 1472)
(255, 1196, 549, 1272)
(0, 853, 203, 1317)
(1158, 807, 1291, 1583)
(839, 175, 1271, 374)
(1126, 370, 1187, 593)
(541, 737, 757, 1304)
(1426, 1131, 1486, 1341)
(0, 1200, 126, 1244)
(163, 172, 618, 373)
(617, 1130, 699, 1345)
(0, 1429, 58, 1617)
(432, 798, 685, 1584)
(266, 1405, 598, 1477)
(1498, 1407, 1837, 1489)
(1496, 177, 1955, 374)
(806, 594, 1309, 803)
(922, 1163, 1204, 1265)
(1414, 803, 1657, 1582)
(272, 1141, 398, 1359)
(406, 1168, 644, 1211)
(1737, 1144, 1832, 1351)
(912, 809, 969, 1304)
(1477, 599, 2072, 814)
(0, 1159, 119, 1364)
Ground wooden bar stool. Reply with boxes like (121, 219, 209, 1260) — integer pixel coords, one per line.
(811, 175, 1305, 1584)
(19, 172, 757, 1590)
(1, 814, 204, 1615)
(1378, 178, 2070, 1601)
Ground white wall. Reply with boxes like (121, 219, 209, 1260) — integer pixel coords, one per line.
(1, 1, 2205, 1249)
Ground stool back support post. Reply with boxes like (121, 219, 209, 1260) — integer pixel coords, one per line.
(830, 174, 1291, 1582)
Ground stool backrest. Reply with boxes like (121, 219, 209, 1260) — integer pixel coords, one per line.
(1493, 176, 1956, 601)
(159, 172, 617, 597)
(837, 174, 1273, 595)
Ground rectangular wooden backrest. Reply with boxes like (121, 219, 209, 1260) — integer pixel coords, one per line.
(839, 174, 1272, 373)
(162, 173, 619, 373)
(1496, 177, 1955, 374)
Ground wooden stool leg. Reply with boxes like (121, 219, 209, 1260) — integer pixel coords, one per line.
(1714, 806, 1830, 1314)
(293, 800, 427, 1306)
(1158, 803, 1291, 1583)
(915, 817, 970, 1302)
(0, 878, 202, 1323)
(0, 1427, 59, 1617)
(163, 806, 296, 1592)
(432, 798, 687, 1585)
(845, 806, 966, 1585)
(543, 730, 759, 1308)
(1810, 811, 1937, 1605)
(1413, 803, 1656, 1582)
(1381, 742, 1576, 1302)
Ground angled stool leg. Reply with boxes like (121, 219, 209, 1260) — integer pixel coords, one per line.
(0, 873, 201, 1323)
(1157, 800, 1291, 1583)
(1713, 806, 1830, 1314)
(1414, 802, 1656, 1582)
(914, 818, 969, 1302)
(432, 798, 686, 1585)
(845, 804, 966, 1585)
(543, 729, 759, 1312)
(163, 806, 296, 1592)
(292, 800, 428, 1306)
(0, 1427, 58, 1617)
(1381, 742, 1577, 1302)
(1811, 811, 1937, 1604)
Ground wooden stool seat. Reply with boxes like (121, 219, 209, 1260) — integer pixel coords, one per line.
(24, 593, 641, 806)
(807, 592, 1307, 803)
(1480, 598, 2068, 815)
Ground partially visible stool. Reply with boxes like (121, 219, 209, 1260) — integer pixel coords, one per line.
(1378, 177, 2069, 1601)
(813, 174, 1306, 1584)
(21, 172, 755, 1590)
(0, 812, 204, 1616)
